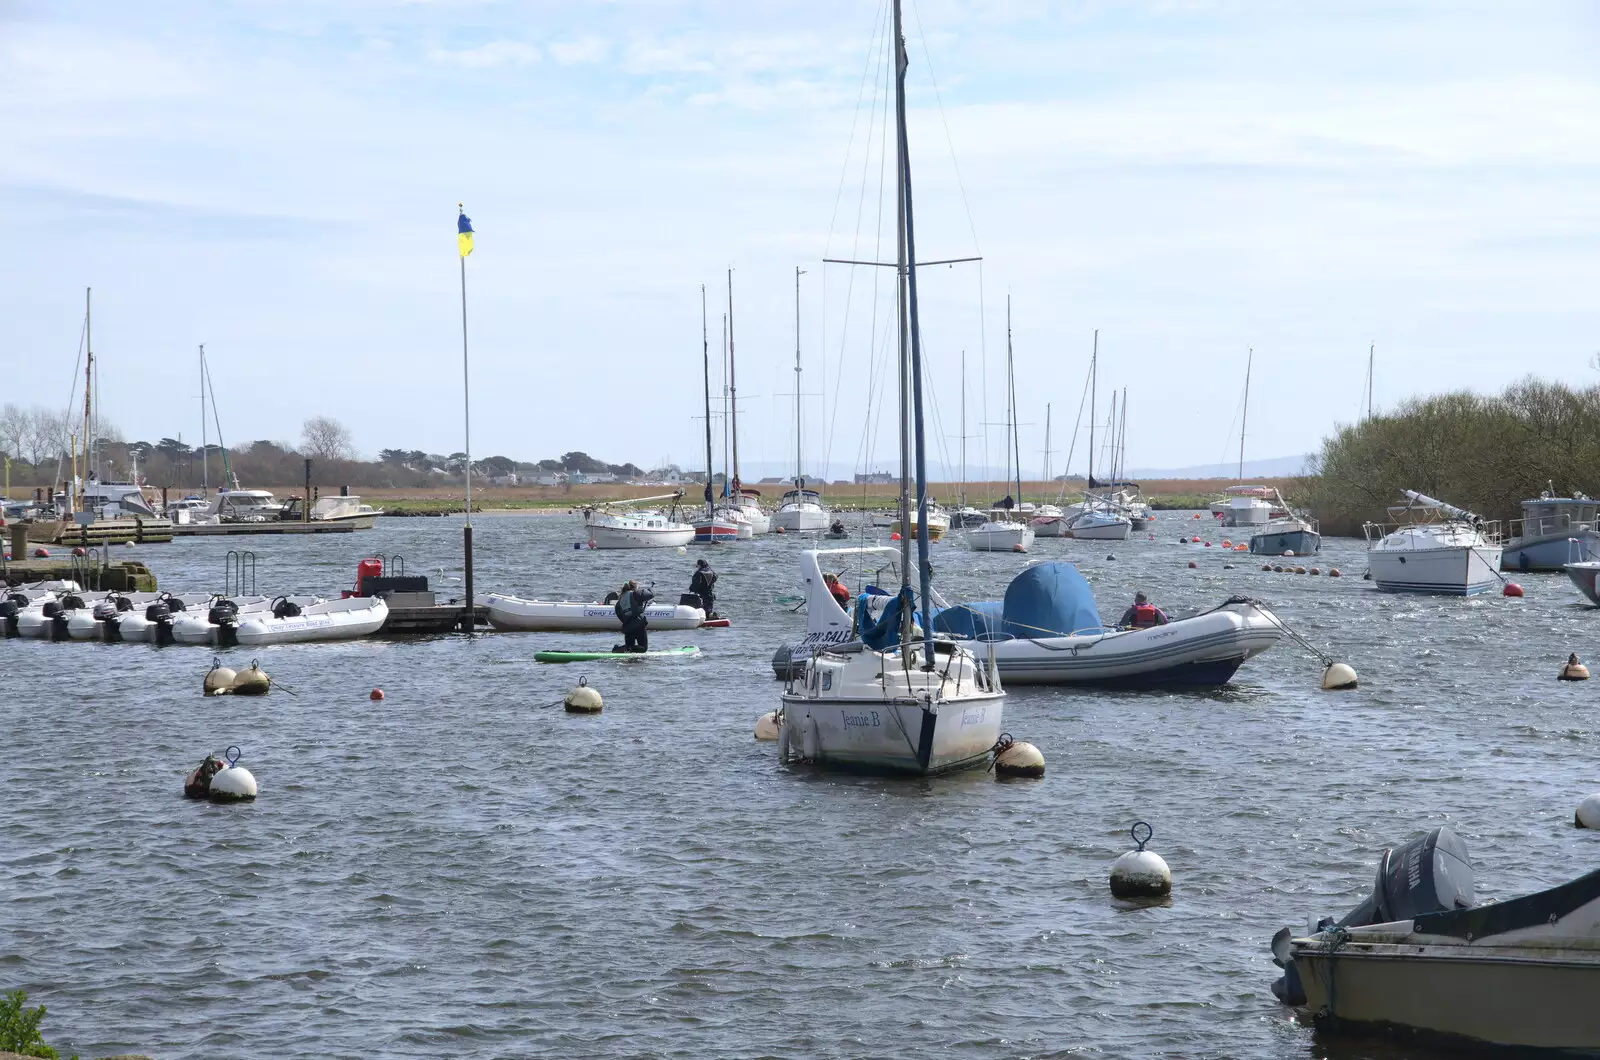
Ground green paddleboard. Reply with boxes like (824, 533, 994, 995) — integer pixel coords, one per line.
(535, 645, 701, 663)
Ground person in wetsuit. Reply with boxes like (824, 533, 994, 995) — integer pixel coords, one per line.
(613, 580, 656, 652)
(689, 559, 717, 618)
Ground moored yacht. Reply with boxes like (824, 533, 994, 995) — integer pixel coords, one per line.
(1364, 490, 1502, 595)
(1503, 487, 1600, 571)
(968, 511, 1035, 552)
(772, 485, 830, 533)
(1065, 500, 1132, 540)
(582, 492, 696, 549)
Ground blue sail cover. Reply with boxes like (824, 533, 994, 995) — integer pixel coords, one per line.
(1001, 562, 1103, 638)
(858, 591, 906, 651)
(932, 601, 1004, 640)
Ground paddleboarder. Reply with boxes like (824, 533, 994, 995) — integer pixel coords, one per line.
(613, 580, 655, 653)
(689, 559, 718, 619)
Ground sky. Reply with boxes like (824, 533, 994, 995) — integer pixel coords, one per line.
(3, 0, 1598, 483)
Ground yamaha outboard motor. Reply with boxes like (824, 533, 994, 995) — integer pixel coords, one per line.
(146, 598, 174, 646)
(94, 598, 124, 643)
(1270, 826, 1475, 1006)
(208, 598, 241, 647)
(679, 592, 704, 610)
(43, 598, 74, 642)
(0, 592, 25, 638)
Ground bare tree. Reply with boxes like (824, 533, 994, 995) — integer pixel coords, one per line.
(301, 416, 355, 460)
(0, 403, 26, 461)
(25, 408, 69, 466)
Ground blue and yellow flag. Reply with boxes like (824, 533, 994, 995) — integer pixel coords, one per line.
(457, 206, 474, 257)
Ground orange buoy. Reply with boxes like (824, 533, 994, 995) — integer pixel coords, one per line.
(891, 532, 901, 541)
(371, 688, 385, 700)
(1503, 582, 1524, 597)
(1329, 568, 1342, 577)
(1222, 540, 1232, 547)
(1192, 513, 1201, 519)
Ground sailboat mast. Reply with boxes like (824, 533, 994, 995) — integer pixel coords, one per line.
(1087, 330, 1098, 488)
(1118, 388, 1129, 482)
(727, 269, 740, 495)
(794, 265, 806, 488)
(1043, 403, 1051, 487)
(1005, 297, 1020, 505)
(82, 287, 92, 499)
(1238, 347, 1252, 482)
(1366, 342, 1374, 419)
(959, 350, 967, 508)
(701, 285, 713, 520)
(200, 344, 209, 493)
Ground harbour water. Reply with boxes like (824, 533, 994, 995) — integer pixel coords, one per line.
(3, 512, 1597, 1058)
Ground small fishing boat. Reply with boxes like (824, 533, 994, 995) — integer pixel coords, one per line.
(234, 596, 388, 645)
(536, 644, 701, 663)
(1562, 560, 1600, 605)
(1364, 491, 1502, 595)
(823, 519, 850, 540)
(484, 594, 705, 632)
(583, 493, 696, 549)
(967, 513, 1035, 552)
(1503, 487, 1600, 571)
(1269, 825, 1600, 1053)
(1246, 488, 1320, 555)
(888, 501, 949, 541)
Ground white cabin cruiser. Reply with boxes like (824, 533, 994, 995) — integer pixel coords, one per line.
(772, 487, 830, 533)
(309, 495, 383, 527)
(485, 594, 705, 632)
(1270, 825, 1600, 1053)
(81, 478, 158, 518)
(582, 493, 696, 549)
(733, 489, 770, 535)
(208, 488, 282, 523)
(1364, 490, 1502, 595)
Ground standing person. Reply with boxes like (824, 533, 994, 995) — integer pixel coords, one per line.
(689, 559, 718, 619)
(613, 579, 656, 653)
(1117, 591, 1168, 629)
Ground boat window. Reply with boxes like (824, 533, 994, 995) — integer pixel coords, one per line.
(822, 670, 833, 691)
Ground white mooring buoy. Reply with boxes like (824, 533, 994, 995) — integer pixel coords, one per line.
(993, 735, 1045, 779)
(1321, 662, 1359, 691)
(1110, 821, 1172, 899)
(564, 676, 603, 713)
(754, 710, 781, 740)
(204, 659, 237, 697)
(208, 746, 258, 803)
(1560, 653, 1590, 682)
(1577, 793, 1600, 829)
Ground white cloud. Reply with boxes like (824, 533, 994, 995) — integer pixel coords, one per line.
(426, 40, 540, 68)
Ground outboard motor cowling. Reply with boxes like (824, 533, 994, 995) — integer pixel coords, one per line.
(145, 600, 175, 646)
(209, 599, 241, 647)
(271, 597, 301, 619)
(0, 597, 20, 639)
(46, 597, 76, 642)
(144, 602, 171, 622)
(679, 592, 703, 609)
(115, 595, 134, 612)
(92, 600, 119, 621)
(1270, 826, 1476, 1007)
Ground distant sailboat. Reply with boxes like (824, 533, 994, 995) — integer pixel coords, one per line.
(773, 265, 831, 532)
(968, 298, 1034, 552)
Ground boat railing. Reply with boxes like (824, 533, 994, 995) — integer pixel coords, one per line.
(1363, 517, 1502, 546)
(1509, 511, 1595, 541)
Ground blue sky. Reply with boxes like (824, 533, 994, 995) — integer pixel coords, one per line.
(3, 1, 1598, 482)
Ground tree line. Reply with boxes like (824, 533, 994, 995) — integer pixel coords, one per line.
(1298, 378, 1600, 536)
(0, 404, 647, 492)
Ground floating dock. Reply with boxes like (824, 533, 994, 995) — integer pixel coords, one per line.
(1, 558, 158, 592)
(22, 518, 173, 546)
(379, 602, 490, 635)
(170, 521, 357, 537)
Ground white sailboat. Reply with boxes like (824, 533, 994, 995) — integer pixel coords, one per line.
(583, 493, 697, 549)
(777, 2, 1005, 776)
(1365, 491, 1502, 595)
(723, 270, 770, 535)
(773, 266, 831, 533)
(968, 298, 1035, 552)
(1065, 330, 1130, 541)
(689, 286, 744, 544)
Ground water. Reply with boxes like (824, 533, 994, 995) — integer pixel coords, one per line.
(3, 513, 1595, 1059)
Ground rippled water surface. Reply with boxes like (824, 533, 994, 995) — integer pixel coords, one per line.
(4, 512, 1598, 1059)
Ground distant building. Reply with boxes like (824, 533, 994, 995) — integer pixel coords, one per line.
(490, 474, 519, 487)
(531, 471, 567, 486)
(854, 472, 896, 485)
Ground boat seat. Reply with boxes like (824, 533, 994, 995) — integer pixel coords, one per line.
(1412, 866, 1600, 940)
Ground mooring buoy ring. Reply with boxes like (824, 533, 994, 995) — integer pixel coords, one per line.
(1130, 820, 1153, 852)
(225, 745, 242, 768)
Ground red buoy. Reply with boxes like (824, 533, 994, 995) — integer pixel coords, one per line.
(32, 547, 49, 558)
(71, 546, 87, 557)
(370, 688, 385, 701)
(891, 532, 901, 541)
(1503, 582, 1524, 597)
(1187, 560, 1197, 569)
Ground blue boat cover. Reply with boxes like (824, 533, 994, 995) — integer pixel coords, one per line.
(859, 590, 907, 651)
(1000, 562, 1104, 638)
(932, 600, 1004, 640)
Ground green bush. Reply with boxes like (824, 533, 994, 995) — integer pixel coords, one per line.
(0, 989, 74, 1059)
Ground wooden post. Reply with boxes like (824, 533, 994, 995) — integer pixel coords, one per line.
(303, 459, 312, 523)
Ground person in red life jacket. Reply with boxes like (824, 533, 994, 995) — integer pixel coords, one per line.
(1118, 591, 1168, 629)
(823, 572, 852, 611)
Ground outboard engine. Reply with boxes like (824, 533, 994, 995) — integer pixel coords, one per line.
(679, 592, 704, 610)
(94, 598, 124, 642)
(209, 598, 241, 647)
(42, 598, 72, 641)
(0, 592, 25, 638)
(145, 599, 174, 646)
(1270, 826, 1475, 1005)
(271, 596, 301, 619)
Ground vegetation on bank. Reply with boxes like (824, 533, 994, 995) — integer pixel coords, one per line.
(0, 990, 72, 1059)
(1299, 379, 1600, 536)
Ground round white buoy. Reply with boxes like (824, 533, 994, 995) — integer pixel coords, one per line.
(1560, 653, 1590, 681)
(1109, 822, 1171, 898)
(993, 737, 1044, 779)
(678, 545, 688, 554)
(754, 710, 781, 740)
(1284, 550, 1296, 557)
(1321, 662, 1359, 690)
(231, 661, 271, 696)
(564, 676, 603, 713)
(208, 747, 257, 803)
(1577, 793, 1600, 829)
(203, 660, 237, 697)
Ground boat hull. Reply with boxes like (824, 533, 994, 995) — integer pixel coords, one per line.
(691, 519, 742, 544)
(587, 524, 696, 549)
(773, 507, 831, 532)
(778, 693, 1004, 775)
(968, 525, 1035, 552)
(889, 518, 949, 541)
(1369, 545, 1503, 595)
(1067, 520, 1131, 541)
(1030, 516, 1067, 537)
(1503, 530, 1600, 572)
(235, 599, 388, 644)
(1564, 561, 1600, 605)
(485, 596, 705, 632)
(1250, 528, 1321, 556)
(1293, 941, 1600, 1051)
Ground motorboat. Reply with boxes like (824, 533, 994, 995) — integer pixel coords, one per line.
(1504, 487, 1600, 571)
(309, 495, 383, 527)
(823, 519, 850, 540)
(1268, 825, 1600, 1053)
(889, 501, 950, 541)
(952, 505, 988, 529)
(113, 593, 218, 644)
(66, 591, 161, 641)
(1565, 561, 1600, 605)
(1364, 491, 1503, 595)
(772, 487, 830, 533)
(583, 493, 696, 549)
(1219, 485, 1275, 528)
(208, 487, 283, 523)
(165, 497, 210, 524)
(80, 478, 158, 518)
(235, 596, 389, 645)
(15, 591, 89, 641)
(1029, 503, 1067, 538)
(1250, 515, 1321, 556)
(968, 513, 1035, 552)
(1065, 502, 1132, 541)
(172, 595, 325, 646)
(484, 593, 705, 632)
(873, 561, 1279, 687)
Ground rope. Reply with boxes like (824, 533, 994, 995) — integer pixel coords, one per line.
(1221, 596, 1337, 668)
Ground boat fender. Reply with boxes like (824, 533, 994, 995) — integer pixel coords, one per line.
(183, 753, 225, 799)
(1284, 550, 1295, 557)
(232, 661, 271, 696)
(1309, 567, 1321, 576)
(1294, 566, 1306, 575)
(754, 710, 780, 741)
(564, 675, 603, 713)
(208, 746, 258, 803)
(1223, 563, 1235, 570)
(801, 714, 819, 761)
(1321, 662, 1359, 691)
(204, 658, 237, 697)
(992, 734, 1044, 779)
(1576, 792, 1600, 829)
(776, 713, 792, 760)
(1110, 822, 1171, 899)
(1560, 653, 1590, 682)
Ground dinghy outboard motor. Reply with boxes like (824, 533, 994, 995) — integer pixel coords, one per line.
(271, 596, 301, 620)
(679, 592, 704, 610)
(47, 595, 83, 641)
(1270, 826, 1475, 1006)
(92, 597, 122, 642)
(0, 592, 26, 638)
(208, 598, 241, 647)
(146, 594, 177, 646)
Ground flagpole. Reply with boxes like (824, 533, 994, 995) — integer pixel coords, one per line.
(459, 204, 474, 634)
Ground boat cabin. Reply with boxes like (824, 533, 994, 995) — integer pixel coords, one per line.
(1512, 492, 1597, 543)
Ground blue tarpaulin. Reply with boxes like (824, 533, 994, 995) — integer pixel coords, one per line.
(999, 562, 1103, 639)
